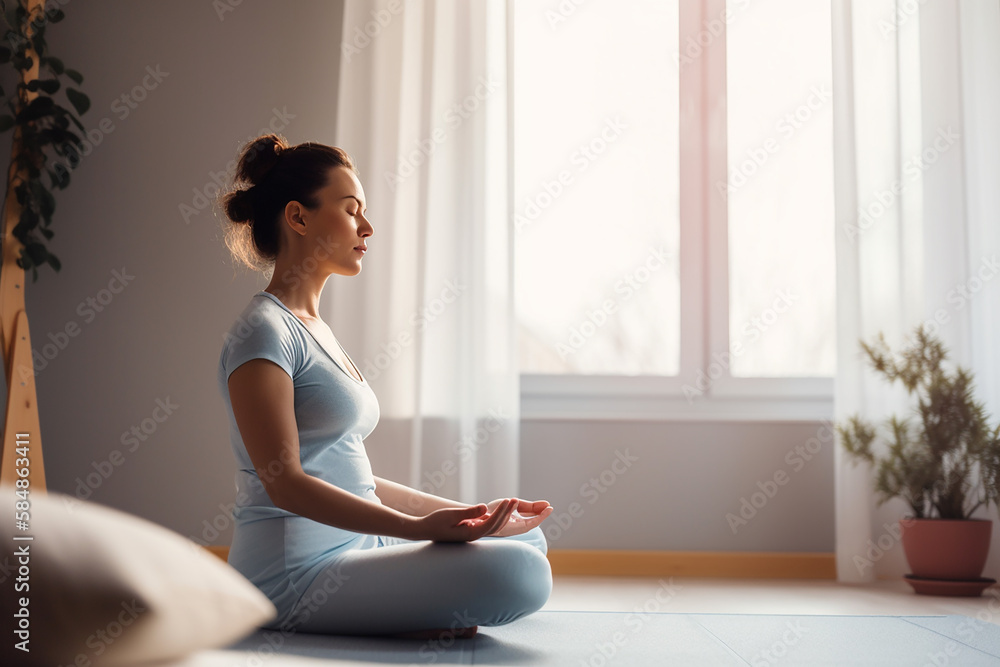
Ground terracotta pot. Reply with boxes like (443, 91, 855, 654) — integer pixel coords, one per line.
(900, 518, 992, 581)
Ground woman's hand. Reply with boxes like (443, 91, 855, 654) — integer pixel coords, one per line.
(414, 498, 518, 542)
(478, 498, 554, 537)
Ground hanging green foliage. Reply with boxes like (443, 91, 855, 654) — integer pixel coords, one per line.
(0, 0, 89, 281)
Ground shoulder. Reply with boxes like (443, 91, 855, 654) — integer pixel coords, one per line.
(221, 295, 287, 344)
(218, 293, 306, 380)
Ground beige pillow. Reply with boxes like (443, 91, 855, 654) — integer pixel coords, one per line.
(0, 484, 275, 666)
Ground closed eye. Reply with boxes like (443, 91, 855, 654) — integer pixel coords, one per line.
(342, 195, 367, 216)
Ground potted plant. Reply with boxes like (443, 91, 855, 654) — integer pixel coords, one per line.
(838, 324, 1000, 595)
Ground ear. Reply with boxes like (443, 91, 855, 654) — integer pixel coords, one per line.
(282, 200, 308, 236)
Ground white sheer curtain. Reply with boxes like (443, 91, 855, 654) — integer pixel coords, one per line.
(833, 0, 1000, 582)
(328, 1, 518, 505)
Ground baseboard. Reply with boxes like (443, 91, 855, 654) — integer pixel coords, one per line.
(546, 549, 837, 579)
(201, 543, 835, 579)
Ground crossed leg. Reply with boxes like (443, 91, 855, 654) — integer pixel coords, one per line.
(277, 527, 551, 637)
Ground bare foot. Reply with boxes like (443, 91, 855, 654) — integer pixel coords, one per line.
(391, 625, 478, 640)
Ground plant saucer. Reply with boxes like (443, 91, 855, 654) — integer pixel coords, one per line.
(904, 574, 997, 597)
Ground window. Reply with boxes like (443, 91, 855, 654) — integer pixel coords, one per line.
(512, 0, 835, 419)
(724, 0, 836, 377)
(512, 0, 680, 376)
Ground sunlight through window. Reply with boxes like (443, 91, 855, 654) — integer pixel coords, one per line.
(725, 0, 836, 376)
(513, 0, 681, 376)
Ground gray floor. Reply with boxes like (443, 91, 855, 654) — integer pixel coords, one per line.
(171, 577, 1000, 666)
(545, 575, 1000, 623)
(218, 611, 1000, 666)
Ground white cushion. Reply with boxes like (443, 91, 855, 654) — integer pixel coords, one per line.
(0, 485, 275, 666)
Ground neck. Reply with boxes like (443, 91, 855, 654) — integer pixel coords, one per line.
(264, 254, 331, 319)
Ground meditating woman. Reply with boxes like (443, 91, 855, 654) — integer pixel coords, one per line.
(216, 134, 554, 638)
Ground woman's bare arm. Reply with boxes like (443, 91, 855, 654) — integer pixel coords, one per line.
(373, 476, 472, 516)
(227, 359, 515, 541)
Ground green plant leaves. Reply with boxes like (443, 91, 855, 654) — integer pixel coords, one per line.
(24, 240, 46, 264)
(65, 87, 88, 115)
(1, 0, 88, 280)
(29, 180, 54, 223)
(39, 126, 82, 154)
(26, 77, 59, 93)
(839, 324, 1000, 519)
(41, 55, 62, 73)
(47, 165, 70, 189)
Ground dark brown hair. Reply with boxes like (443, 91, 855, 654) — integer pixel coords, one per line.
(221, 134, 357, 272)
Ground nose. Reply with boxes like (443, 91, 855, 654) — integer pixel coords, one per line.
(360, 216, 374, 238)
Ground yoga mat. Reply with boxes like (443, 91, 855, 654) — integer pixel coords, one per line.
(221, 611, 1000, 665)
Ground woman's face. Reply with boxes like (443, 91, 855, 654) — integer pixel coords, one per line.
(301, 165, 373, 277)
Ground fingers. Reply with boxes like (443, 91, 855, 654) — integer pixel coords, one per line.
(487, 499, 516, 536)
(487, 497, 552, 516)
(529, 505, 554, 520)
(479, 498, 515, 538)
(453, 504, 489, 530)
(464, 503, 488, 518)
(522, 506, 553, 530)
(512, 498, 551, 515)
(528, 500, 552, 514)
(451, 498, 550, 540)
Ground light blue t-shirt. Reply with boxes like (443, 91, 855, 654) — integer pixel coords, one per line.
(217, 290, 381, 625)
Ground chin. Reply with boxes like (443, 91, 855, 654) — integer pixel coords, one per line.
(330, 260, 365, 277)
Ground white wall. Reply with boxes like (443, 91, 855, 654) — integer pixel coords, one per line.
(0, 1, 839, 558)
(518, 419, 834, 552)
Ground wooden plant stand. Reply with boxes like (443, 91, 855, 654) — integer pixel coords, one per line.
(0, 0, 47, 492)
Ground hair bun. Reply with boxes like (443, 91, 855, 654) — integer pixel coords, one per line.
(235, 134, 289, 186)
(224, 187, 256, 224)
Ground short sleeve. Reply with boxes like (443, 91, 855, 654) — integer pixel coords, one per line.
(221, 309, 301, 383)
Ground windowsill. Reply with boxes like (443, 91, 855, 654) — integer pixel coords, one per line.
(520, 374, 834, 422)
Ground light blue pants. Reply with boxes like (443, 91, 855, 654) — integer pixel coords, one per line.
(275, 527, 551, 636)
